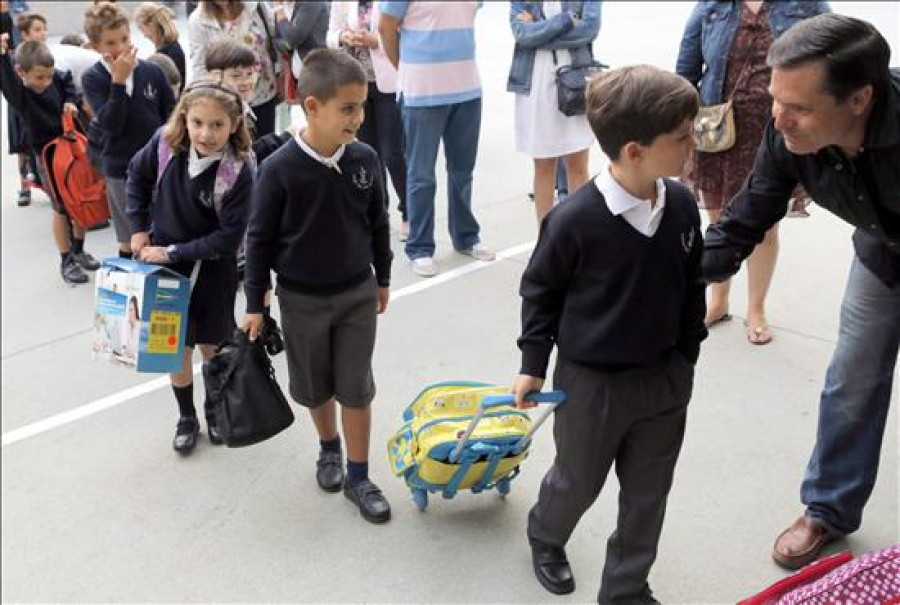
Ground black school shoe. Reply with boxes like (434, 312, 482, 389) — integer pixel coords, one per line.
(316, 450, 344, 492)
(172, 417, 200, 454)
(530, 539, 575, 595)
(71, 250, 101, 271)
(61, 257, 89, 284)
(343, 478, 391, 524)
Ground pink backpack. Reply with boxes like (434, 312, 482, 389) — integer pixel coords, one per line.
(740, 546, 900, 605)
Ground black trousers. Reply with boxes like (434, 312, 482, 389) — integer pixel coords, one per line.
(527, 353, 694, 604)
(358, 82, 407, 221)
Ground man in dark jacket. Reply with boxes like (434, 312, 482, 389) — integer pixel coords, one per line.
(703, 13, 899, 570)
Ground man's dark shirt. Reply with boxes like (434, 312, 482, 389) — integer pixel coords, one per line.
(704, 68, 900, 287)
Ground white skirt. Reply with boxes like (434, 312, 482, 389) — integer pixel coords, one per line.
(514, 48, 595, 159)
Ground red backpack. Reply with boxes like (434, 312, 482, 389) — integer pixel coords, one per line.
(40, 113, 109, 229)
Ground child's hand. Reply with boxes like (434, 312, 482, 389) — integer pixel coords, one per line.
(242, 313, 264, 341)
(512, 374, 545, 409)
(109, 47, 138, 84)
(1, 33, 9, 55)
(63, 103, 78, 116)
(130, 232, 150, 256)
(376, 286, 389, 314)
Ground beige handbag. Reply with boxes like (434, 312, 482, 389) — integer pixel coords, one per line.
(693, 101, 736, 153)
(693, 41, 755, 154)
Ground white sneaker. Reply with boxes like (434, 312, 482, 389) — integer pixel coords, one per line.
(410, 256, 438, 277)
(459, 243, 496, 262)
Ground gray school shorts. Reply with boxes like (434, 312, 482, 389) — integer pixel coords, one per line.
(105, 176, 131, 244)
(277, 275, 378, 409)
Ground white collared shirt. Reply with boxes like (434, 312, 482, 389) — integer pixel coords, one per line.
(295, 130, 345, 174)
(188, 145, 224, 179)
(101, 59, 133, 96)
(594, 168, 667, 237)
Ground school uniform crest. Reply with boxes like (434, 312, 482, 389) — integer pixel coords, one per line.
(681, 228, 696, 254)
(199, 190, 213, 209)
(351, 164, 374, 190)
(144, 82, 158, 102)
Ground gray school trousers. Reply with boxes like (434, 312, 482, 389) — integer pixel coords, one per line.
(527, 352, 694, 604)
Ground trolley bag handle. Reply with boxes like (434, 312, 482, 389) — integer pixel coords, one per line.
(449, 391, 566, 463)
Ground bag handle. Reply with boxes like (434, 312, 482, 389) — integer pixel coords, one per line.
(448, 391, 567, 463)
(61, 111, 76, 134)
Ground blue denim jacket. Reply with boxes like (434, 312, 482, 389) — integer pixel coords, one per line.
(507, 1, 602, 94)
(675, 1, 829, 106)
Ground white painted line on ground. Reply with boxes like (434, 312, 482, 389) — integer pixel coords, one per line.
(1, 241, 536, 448)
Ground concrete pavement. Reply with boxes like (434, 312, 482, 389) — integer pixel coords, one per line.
(2, 2, 897, 603)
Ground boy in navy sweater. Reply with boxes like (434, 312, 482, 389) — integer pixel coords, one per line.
(512, 65, 707, 604)
(81, 1, 175, 258)
(0, 37, 100, 284)
(243, 49, 393, 524)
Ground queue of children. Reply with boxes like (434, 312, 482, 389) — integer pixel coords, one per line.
(3, 3, 895, 604)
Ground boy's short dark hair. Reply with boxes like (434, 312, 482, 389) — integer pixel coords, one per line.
(147, 52, 181, 90)
(768, 13, 891, 104)
(15, 40, 55, 72)
(297, 48, 367, 107)
(83, 2, 130, 44)
(205, 38, 257, 72)
(16, 13, 46, 35)
(586, 65, 699, 162)
(60, 34, 87, 47)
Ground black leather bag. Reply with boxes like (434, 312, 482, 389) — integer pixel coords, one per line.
(553, 49, 607, 117)
(203, 329, 294, 447)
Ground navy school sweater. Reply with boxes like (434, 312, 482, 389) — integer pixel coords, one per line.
(125, 129, 253, 263)
(244, 138, 393, 313)
(0, 53, 78, 151)
(518, 178, 708, 378)
(81, 59, 176, 179)
(157, 41, 186, 91)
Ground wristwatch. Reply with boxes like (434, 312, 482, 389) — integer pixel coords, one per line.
(166, 244, 179, 263)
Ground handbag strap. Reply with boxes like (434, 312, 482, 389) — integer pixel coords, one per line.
(551, 44, 592, 68)
(257, 3, 279, 66)
(724, 37, 758, 103)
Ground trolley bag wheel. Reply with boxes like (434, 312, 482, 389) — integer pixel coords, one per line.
(497, 476, 511, 497)
(411, 488, 428, 511)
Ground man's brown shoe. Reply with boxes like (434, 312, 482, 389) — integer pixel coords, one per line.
(772, 516, 840, 569)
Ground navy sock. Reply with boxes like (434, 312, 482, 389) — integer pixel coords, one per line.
(346, 460, 368, 486)
(172, 384, 196, 419)
(320, 436, 341, 454)
(71, 238, 84, 254)
(118, 249, 132, 259)
(60, 251, 71, 264)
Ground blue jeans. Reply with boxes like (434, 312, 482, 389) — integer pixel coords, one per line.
(401, 98, 482, 260)
(801, 256, 900, 534)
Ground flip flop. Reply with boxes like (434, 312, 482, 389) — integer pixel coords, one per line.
(705, 313, 732, 328)
(745, 322, 773, 345)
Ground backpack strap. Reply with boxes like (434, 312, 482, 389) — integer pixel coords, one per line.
(212, 148, 253, 216)
(156, 135, 174, 190)
(157, 135, 254, 218)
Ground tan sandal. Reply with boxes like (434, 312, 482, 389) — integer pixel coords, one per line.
(745, 322, 773, 345)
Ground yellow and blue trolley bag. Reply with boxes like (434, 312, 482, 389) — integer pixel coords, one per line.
(387, 382, 566, 510)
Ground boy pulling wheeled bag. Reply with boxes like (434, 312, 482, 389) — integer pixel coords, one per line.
(203, 329, 294, 447)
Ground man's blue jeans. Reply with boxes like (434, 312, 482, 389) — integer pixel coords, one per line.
(802, 256, 900, 534)
(401, 98, 482, 260)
